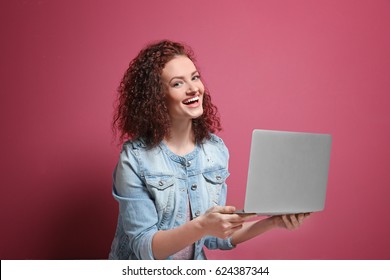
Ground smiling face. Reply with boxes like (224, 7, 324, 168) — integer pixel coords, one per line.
(162, 55, 204, 123)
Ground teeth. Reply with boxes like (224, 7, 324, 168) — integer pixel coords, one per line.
(183, 96, 199, 104)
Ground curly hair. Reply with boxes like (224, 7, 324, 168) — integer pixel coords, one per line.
(112, 40, 221, 147)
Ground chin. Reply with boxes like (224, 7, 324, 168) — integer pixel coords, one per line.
(192, 109, 204, 119)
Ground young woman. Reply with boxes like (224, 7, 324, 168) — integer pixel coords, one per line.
(109, 40, 310, 260)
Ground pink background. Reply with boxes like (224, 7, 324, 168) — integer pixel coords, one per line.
(1, 0, 389, 259)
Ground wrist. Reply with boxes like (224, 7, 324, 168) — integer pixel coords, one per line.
(192, 216, 207, 237)
(267, 216, 280, 229)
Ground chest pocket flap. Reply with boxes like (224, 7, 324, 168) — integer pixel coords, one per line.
(144, 174, 174, 190)
(202, 169, 230, 184)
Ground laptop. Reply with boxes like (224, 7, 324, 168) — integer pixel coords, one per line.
(236, 129, 332, 215)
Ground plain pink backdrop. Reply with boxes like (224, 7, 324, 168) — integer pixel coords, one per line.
(1, 0, 389, 259)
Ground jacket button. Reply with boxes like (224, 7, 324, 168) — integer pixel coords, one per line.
(216, 175, 222, 181)
(186, 161, 191, 167)
(158, 181, 164, 186)
(191, 184, 197, 191)
(194, 210, 200, 217)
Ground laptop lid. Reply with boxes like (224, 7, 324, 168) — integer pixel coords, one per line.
(241, 129, 332, 215)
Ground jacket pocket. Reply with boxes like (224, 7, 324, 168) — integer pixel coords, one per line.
(202, 169, 230, 206)
(144, 174, 175, 213)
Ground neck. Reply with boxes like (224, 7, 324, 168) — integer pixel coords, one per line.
(164, 119, 195, 156)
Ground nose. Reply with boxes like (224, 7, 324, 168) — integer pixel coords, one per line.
(186, 82, 199, 94)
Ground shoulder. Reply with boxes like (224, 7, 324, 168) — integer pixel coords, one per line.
(122, 138, 147, 151)
(121, 138, 156, 155)
(117, 139, 161, 178)
(205, 133, 228, 149)
(118, 138, 149, 164)
(208, 133, 225, 145)
(202, 133, 229, 158)
(120, 138, 165, 165)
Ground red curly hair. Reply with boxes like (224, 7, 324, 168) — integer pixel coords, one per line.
(112, 40, 221, 147)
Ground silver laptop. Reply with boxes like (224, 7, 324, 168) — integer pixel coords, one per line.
(237, 129, 332, 215)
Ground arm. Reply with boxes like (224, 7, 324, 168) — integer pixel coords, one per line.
(152, 206, 248, 260)
(230, 213, 311, 246)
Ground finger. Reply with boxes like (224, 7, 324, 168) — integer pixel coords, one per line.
(206, 205, 234, 214)
(289, 214, 300, 228)
(281, 215, 294, 230)
(230, 223, 244, 230)
(298, 213, 305, 224)
(237, 213, 257, 220)
(224, 224, 243, 238)
(228, 221, 245, 228)
(225, 214, 248, 223)
(218, 206, 236, 214)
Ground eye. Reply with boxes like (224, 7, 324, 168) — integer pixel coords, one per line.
(172, 81, 183, 88)
(192, 74, 201, 81)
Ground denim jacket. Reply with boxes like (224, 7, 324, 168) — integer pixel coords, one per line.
(108, 134, 235, 260)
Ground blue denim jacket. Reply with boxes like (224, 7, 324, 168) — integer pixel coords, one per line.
(108, 134, 235, 260)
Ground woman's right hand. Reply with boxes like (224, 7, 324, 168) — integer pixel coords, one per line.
(197, 206, 250, 239)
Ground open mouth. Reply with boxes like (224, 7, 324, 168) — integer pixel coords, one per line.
(182, 96, 200, 105)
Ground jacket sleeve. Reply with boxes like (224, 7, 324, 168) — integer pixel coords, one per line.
(112, 144, 158, 260)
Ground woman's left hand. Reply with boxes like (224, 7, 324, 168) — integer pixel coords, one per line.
(272, 213, 311, 230)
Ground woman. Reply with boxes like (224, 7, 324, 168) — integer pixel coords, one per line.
(109, 40, 309, 260)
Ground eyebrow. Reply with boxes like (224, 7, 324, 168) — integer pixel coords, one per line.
(169, 71, 199, 83)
